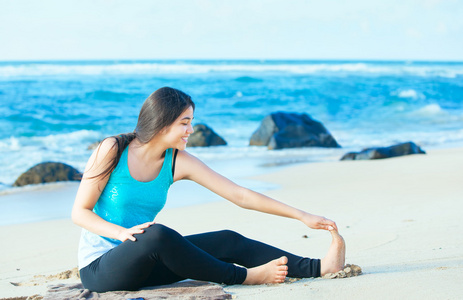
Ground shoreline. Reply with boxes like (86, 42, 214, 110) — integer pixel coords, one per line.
(0, 149, 342, 227)
(1, 147, 462, 299)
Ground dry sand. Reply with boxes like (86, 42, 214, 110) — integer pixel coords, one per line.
(1, 147, 462, 299)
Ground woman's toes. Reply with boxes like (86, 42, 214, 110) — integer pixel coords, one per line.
(277, 266, 288, 272)
(279, 256, 288, 265)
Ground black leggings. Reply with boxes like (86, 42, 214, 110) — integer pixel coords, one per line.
(80, 224, 321, 292)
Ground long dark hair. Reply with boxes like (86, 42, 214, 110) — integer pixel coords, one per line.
(91, 87, 195, 181)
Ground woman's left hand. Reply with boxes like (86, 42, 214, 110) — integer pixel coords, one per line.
(300, 213, 338, 231)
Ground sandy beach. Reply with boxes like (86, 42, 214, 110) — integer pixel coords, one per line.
(1, 147, 462, 299)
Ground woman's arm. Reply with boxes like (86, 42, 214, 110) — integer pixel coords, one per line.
(174, 151, 338, 231)
(71, 139, 153, 242)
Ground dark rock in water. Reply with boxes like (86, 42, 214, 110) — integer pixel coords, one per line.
(187, 124, 227, 147)
(250, 112, 341, 150)
(340, 142, 426, 160)
(13, 162, 82, 187)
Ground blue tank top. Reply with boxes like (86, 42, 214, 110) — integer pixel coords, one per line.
(78, 146, 174, 269)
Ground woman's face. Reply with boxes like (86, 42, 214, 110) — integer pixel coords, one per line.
(163, 106, 194, 150)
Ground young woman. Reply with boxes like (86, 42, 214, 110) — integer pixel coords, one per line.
(72, 87, 346, 292)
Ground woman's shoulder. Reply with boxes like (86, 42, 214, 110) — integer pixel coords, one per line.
(91, 137, 120, 164)
(98, 137, 119, 152)
(82, 137, 121, 179)
(176, 149, 196, 161)
(173, 149, 210, 180)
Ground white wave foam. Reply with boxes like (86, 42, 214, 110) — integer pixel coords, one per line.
(0, 62, 371, 76)
(413, 104, 444, 116)
(0, 130, 102, 150)
(334, 128, 463, 151)
(187, 145, 345, 163)
(1, 62, 462, 77)
(0, 136, 21, 150)
(398, 89, 420, 99)
(31, 129, 102, 147)
(0, 130, 102, 185)
(2, 126, 463, 187)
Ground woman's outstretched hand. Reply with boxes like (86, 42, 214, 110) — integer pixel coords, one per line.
(301, 213, 338, 231)
(117, 221, 156, 242)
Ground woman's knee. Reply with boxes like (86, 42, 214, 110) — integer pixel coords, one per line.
(217, 230, 246, 245)
(141, 224, 174, 243)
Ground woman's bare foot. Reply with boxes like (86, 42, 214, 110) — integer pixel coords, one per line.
(243, 256, 288, 285)
(320, 229, 346, 276)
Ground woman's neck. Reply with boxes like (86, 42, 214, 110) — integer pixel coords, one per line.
(130, 137, 167, 164)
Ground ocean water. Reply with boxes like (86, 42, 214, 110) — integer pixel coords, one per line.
(1, 60, 463, 190)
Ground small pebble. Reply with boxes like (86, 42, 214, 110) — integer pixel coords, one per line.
(322, 264, 362, 279)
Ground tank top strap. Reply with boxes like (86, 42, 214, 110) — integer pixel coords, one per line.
(172, 148, 179, 177)
(164, 148, 174, 184)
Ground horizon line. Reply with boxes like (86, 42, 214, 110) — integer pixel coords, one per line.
(1, 58, 463, 64)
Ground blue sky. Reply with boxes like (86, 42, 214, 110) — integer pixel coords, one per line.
(1, 0, 462, 61)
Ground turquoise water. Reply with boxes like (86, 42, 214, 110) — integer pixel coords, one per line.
(1, 60, 463, 188)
